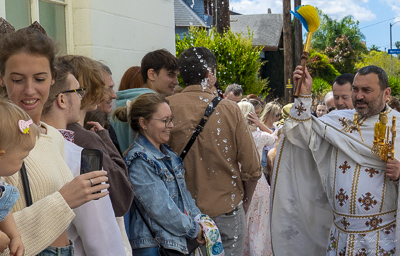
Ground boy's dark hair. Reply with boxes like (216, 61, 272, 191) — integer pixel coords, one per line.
(178, 47, 217, 86)
(141, 49, 178, 83)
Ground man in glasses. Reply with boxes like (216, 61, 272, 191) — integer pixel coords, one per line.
(224, 83, 243, 103)
(41, 60, 127, 255)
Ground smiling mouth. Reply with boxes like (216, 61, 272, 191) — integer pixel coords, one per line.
(22, 99, 38, 105)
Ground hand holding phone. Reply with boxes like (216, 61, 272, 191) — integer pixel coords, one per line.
(81, 149, 103, 175)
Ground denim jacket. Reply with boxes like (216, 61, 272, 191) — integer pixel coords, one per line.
(125, 134, 201, 253)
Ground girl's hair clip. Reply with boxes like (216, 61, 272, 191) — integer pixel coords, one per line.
(18, 119, 33, 134)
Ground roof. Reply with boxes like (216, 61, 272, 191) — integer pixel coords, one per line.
(174, 0, 209, 28)
(230, 14, 283, 51)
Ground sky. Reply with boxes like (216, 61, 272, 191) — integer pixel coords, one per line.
(229, 0, 400, 51)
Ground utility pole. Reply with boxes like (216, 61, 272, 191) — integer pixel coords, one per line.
(294, 0, 302, 67)
(390, 21, 400, 75)
(283, 0, 293, 101)
(214, 0, 230, 34)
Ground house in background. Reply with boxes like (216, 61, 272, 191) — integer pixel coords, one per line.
(0, 0, 176, 87)
(173, 1, 285, 98)
(174, 0, 210, 38)
(230, 12, 284, 98)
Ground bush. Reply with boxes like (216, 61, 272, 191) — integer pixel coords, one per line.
(307, 49, 340, 84)
(312, 77, 331, 100)
(389, 75, 400, 96)
(176, 27, 269, 96)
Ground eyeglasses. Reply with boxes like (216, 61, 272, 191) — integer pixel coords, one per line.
(151, 116, 174, 128)
(55, 88, 86, 98)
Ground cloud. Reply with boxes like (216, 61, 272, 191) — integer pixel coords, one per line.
(230, 0, 376, 21)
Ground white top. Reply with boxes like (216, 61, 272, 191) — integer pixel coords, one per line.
(64, 139, 126, 256)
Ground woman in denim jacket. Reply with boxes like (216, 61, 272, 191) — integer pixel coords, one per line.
(114, 93, 205, 255)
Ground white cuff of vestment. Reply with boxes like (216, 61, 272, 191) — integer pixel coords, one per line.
(289, 95, 313, 121)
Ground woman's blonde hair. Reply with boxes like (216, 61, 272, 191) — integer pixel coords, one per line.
(0, 98, 39, 151)
(58, 55, 106, 110)
(237, 101, 255, 126)
(260, 101, 282, 125)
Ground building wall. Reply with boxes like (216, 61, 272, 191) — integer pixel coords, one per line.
(72, 0, 176, 86)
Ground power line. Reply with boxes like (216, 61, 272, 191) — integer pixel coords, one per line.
(360, 17, 397, 30)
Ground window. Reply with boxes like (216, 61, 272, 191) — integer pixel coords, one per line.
(4, 0, 68, 54)
(204, 0, 213, 16)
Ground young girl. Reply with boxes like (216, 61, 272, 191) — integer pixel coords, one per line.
(0, 98, 40, 256)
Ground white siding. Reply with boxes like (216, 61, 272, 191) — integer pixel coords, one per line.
(71, 0, 176, 87)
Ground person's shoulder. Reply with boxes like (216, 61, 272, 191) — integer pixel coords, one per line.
(320, 108, 354, 123)
(115, 88, 154, 108)
(40, 122, 65, 142)
(67, 123, 102, 141)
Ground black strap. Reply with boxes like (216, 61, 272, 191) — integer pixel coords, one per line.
(20, 162, 33, 207)
(180, 97, 222, 160)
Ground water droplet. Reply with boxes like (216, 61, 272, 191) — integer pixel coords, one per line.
(227, 158, 231, 162)
(222, 139, 227, 143)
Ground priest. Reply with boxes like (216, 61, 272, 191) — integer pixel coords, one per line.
(271, 65, 400, 255)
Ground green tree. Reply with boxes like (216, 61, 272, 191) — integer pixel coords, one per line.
(395, 41, 400, 49)
(306, 49, 340, 84)
(356, 50, 400, 77)
(369, 45, 381, 52)
(312, 12, 367, 55)
(325, 34, 357, 74)
(176, 27, 268, 95)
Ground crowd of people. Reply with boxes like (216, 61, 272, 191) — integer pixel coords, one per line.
(0, 17, 399, 256)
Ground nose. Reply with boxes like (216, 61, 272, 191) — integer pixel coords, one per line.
(356, 92, 364, 100)
(173, 75, 179, 85)
(111, 89, 117, 99)
(24, 79, 35, 96)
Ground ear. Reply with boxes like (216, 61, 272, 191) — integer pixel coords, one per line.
(139, 117, 147, 131)
(383, 87, 392, 102)
(147, 69, 156, 82)
(56, 94, 68, 110)
(0, 150, 5, 158)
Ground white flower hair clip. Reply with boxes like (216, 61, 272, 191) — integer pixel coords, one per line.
(18, 119, 33, 134)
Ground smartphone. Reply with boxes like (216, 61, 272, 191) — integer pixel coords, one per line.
(80, 148, 103, 175)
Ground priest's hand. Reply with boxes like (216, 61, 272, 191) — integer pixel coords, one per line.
(385, 158, 400, 181)
(293, 65, 313, 95)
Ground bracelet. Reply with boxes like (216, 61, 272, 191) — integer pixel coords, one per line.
(299, 94, 312, 99)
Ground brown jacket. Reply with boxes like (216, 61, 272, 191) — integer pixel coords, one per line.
(167, 85, 261, 217)
(67, 123, 134, 217)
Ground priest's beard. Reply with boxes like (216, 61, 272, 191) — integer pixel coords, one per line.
(354, 91, 384, 118)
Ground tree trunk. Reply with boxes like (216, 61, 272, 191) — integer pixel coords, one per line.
(213, 0, 230, 34)
(283, 0, 293, 103)
(294, 0, 302, 67)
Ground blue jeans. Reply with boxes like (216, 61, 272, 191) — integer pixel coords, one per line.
(37, 242, 74, 256)
(132, 247, 158, 256)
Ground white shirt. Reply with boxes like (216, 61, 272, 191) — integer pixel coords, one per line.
(64, 139, 126, 256)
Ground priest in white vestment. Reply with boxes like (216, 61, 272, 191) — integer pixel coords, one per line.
(271, 65, 400, 256)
